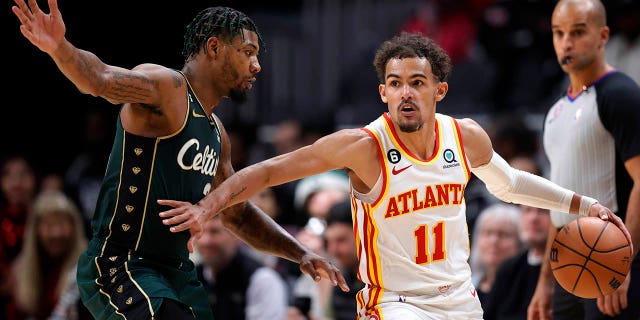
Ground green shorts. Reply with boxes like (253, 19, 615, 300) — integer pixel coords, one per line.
(77, 238, 213, 320)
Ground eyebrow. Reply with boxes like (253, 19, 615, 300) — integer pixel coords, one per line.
(386, 73, 428, 80)
(552, 22, 588, 29)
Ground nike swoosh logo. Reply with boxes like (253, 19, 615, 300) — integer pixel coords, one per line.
(192, 109, 206, 118)
(392, 165, 412, 175)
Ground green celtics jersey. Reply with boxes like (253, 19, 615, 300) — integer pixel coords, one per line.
(90, 77, 221, 263)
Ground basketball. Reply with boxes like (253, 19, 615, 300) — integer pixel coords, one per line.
(550, 217, 632, 298)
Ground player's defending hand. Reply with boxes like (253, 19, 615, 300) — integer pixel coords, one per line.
(12, 0, 66, 54)
(299, 251, 350, 293)
(158, 199, 209, 254)
(586, 203, 633, 254)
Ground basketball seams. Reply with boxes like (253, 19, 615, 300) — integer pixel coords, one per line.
(550, 217, 632, 298)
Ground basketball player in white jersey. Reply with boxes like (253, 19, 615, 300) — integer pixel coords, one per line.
(158, 32, 632, 319)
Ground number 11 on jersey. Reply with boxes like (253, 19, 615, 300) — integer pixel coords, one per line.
(414, 222, 446, 264)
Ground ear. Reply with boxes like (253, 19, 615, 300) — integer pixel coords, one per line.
(434, 82, 448, 102)
(379, 84, 388, 103)
(599, 26, 610, 49)
(206, 36, 221, 56)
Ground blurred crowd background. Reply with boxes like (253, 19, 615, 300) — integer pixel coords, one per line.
(1, 0, 638, 319)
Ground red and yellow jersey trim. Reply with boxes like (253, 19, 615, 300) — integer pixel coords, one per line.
(382, 113, 441, 164)
(360, 127, 389, 208)
(451, 118, 471, 182)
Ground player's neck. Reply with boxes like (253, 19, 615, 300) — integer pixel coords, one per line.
(395, 117, 437, 160)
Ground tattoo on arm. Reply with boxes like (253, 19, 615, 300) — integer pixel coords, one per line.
(228, 186, 247, 204)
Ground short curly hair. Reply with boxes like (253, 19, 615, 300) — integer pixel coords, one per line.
(182, 6, 265, 62)
(373, 32, 452, 84)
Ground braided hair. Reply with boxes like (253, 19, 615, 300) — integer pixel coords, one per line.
(182, 6, 265, 62)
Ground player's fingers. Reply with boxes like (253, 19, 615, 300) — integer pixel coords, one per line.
(619, 286, 628, 310)
(169, 221, 192, 233)
(13, 0, 32, 18)
(27, 0, 40, 14)
(157, 199, 187, 209)
(612, 292, 623, 315)
(187, 237, 195, 254)
(335, 270, 349, 292)
(12, 6, 27, 25)
(601, 295, 618, 317)
(316, 261, 337, 284)
(158, 207, 179, 217)
(48, 0, 59, 15)
(299, 261, 320, 282)
(597, 296, 609, 316)
(12, 0, 29, 19)
(163, 213, 191, 225)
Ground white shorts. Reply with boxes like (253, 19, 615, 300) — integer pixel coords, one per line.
(357, 280, 483, 320)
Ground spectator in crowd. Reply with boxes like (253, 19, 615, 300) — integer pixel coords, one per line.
(483, 203, 551, 320)
(8, 191, 88, 319)
(195, 215, 288, 320)
(323, 200, 365, 320)
(294, 170, 351, 235)
(0, 154, 38, 319)
(470, 203, 522, 306)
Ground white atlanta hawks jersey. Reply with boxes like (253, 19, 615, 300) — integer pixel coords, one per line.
(352, 112, 473, 311)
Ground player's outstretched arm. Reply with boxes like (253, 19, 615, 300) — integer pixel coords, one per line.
(159, 128, 370, 232)
(12, 0, 163, 106)
(458, 117, 633, 251)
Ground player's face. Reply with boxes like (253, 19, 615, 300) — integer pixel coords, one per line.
(220, 29, 261, 103)
(551, 2, 608, 73)
(379, 57, 446, 133)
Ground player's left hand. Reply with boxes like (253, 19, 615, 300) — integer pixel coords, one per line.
(587, 203, 634, 254)
(299, 251, 350, 293)
(158, 199, 211, 253)
(597, 272, 630, 316)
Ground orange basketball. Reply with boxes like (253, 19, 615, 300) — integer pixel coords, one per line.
(550, 217, 631, 298)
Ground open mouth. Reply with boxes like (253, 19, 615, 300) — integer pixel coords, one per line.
(399, 101, 418, 115)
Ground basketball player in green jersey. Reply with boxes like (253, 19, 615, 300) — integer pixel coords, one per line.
(12, 0, 348, 319)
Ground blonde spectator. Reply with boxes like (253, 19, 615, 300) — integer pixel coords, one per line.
(9, 191, 88, 319)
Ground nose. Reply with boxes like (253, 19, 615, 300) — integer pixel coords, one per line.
(559, 34, 573, 52)
(251, 56, 261, 74)
(401, 84, 413, 100)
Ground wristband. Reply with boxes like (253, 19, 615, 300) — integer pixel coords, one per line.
(578, 196, 598, 217)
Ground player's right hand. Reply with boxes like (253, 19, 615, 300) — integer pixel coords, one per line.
(158, 199, 210, 253)
(12, 0, 66, 54)
(587, 203, 634, 255)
